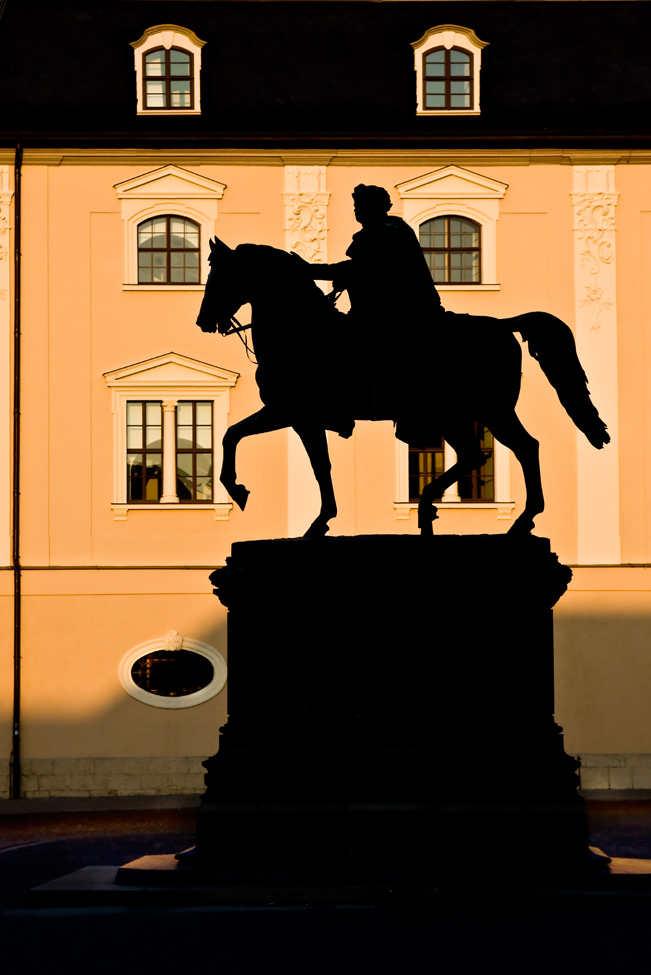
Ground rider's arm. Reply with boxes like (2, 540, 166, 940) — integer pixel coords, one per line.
(308, 260, 353, 284)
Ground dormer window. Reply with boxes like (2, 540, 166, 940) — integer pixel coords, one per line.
(424, 47, 473, 110)
(144, 47, 193, 110)
(411, 25, 488, 117)
(130, 25, 206, 116)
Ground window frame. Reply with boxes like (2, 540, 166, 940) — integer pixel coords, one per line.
(126, 400, 164, 503)
(411, 25, 488, 117)
(419, 214, 482, 285)
(119, 635, 227, 710)
(176, 400, 214, 503)
(130, 24, 206, 116)
(422, 45, 474, 112)
(143, 45, 195, 111)
(137, 214, 201, 286)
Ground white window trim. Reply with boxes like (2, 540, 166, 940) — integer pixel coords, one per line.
(394, 440, 514, 522)
(396, 166, 508, 289)
(114, 165, 226, 289)
(104, 352, 239, 520)
(130, 24, 206, 116)
(119, 634, 227, 709)
(411, 25, 488, 117)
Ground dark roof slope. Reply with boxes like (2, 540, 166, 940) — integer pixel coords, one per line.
(2, 0, 650, 149)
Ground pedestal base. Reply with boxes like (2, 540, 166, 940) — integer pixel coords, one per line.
(195, 535, 587, 873)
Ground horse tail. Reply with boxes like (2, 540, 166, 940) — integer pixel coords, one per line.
(516, 313, 610, 449)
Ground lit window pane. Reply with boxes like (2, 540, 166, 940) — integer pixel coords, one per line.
(177, 403, 192, 425)
(170, 252, 184, 266)
(127, 403, 143, 425)
(177, 425, 193, 447)
(138, 267, 152, 283)
(450, 81, 470, 95)
(146, 403, 161, 425)
(425, 50, 445, 63)
(196, 453, 212, 478)
(171, 267, 184, 283)
(450, 50, 470, 63)
(170, 81, 191, 107)
(425, 95, 445, 108)
(185, 266, 199, 283)
(127, 453, 143, 476)
(425, 62, 445, 77)
(146, 426, 162, 449)
(153, 253, 166, 267)
(184, 252, 199, 267)
(450, 94, 470, 108)
(138, 253, 152, 268)
(177, 454, 193, 478)
(170, 50, 190, 75)
(145, 477, 161, 501)
(196, 403, 211, 426)
(196, 426, 212, 449)
(145, 51, 165, 76)
(450, 63, 470, 77)
(127, 427, 143, 449)
(425, 81, 445, 94)
(196, 477, 212, 501)
(152, 266, 166, 283)
(145, 81, 166, 108)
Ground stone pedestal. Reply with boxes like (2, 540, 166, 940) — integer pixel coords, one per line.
(196, 534, 588, 875)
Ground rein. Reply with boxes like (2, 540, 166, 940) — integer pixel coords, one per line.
(220, 289, 343, 365)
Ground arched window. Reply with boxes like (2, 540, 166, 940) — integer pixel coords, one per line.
(143, 46, 193, 110)
(137, 215, 200, 285)
(419, 216, 481, 284)
(423, 46, 473, 110)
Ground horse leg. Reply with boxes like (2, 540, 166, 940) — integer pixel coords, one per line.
(221, 406, 289, 510)
(485, 411, 544, 535)
(418, 423, 487, 536)
(293, 424, 337, 538)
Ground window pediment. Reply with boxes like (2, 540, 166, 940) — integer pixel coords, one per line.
(104, 353, 239, 391)
(396, 166, 508, 201)
(114, 166, 226, 201)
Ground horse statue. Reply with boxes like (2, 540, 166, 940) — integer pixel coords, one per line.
(196, 237, 610, 538)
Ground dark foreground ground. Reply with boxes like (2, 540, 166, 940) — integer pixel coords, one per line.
(1, 797, 650, 975)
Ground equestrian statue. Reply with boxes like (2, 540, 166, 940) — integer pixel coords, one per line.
(196, 184, 609, 538)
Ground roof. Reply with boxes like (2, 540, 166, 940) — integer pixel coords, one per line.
(1, 0, 650, 149)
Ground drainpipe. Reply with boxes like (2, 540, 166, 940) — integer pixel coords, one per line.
(11, 140, 21, 799)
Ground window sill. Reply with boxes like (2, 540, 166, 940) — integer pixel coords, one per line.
(136, 110, 202, 116)
(394, 501, 515, 521)
(416, 109, 481, 117)
(436, 284, 500, 292)
(123, 284, 205, 292)
(111, 503, 232, 522)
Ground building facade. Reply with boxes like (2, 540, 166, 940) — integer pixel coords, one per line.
(1, 0, 651, 798)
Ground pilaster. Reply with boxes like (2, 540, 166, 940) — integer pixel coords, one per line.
(571, 166, 620, 564)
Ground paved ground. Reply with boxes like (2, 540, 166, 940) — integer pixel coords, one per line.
(1, 799, 650, 974)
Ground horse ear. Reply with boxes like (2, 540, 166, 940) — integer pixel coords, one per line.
(208, 236, 233, 265)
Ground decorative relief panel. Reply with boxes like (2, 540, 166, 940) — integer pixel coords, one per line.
(571, 165, 620, 564)
(283, 166, 330, 264)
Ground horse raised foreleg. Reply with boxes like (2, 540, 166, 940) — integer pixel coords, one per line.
(486, 412, 543, 535)
(221, 406, 290, 510)
(418, 425, 487, 536)
(293, 424, 337, 538)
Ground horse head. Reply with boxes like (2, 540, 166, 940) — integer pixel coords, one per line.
(196, 236, 244, 334)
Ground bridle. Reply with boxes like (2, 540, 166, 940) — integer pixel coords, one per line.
(219, 289, 344, 365)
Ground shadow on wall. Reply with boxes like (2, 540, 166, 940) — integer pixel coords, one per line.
(0, 617, 229, 800)
(554, 606, 651, 757)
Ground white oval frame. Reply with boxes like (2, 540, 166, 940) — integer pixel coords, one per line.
(119, 637, 227, 709)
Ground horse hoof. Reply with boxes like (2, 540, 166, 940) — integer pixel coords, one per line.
(231, 485, 250, 511)
(507, 518, 535, 536)
(303, 519, 330, 538)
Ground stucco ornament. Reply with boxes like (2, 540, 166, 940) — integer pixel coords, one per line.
(283, 165, 331, 264)
(163, 630, 183, 651)
(572, 168, 619, 334)
(0, 245, 8, 262)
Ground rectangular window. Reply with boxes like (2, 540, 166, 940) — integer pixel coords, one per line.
(457, 424, 494, 501)
(176, 401, 213, 502)
(126, 401, 163, 501)
(408, 437, 445, 502)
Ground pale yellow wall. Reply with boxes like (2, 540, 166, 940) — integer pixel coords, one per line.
(8, 157, 651, 776)
(19, 569, 226, 758)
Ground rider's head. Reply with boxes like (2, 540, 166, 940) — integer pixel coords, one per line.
(353, 185, 392, 227)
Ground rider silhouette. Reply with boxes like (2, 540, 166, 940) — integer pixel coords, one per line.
(304, 184, 444, 413)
